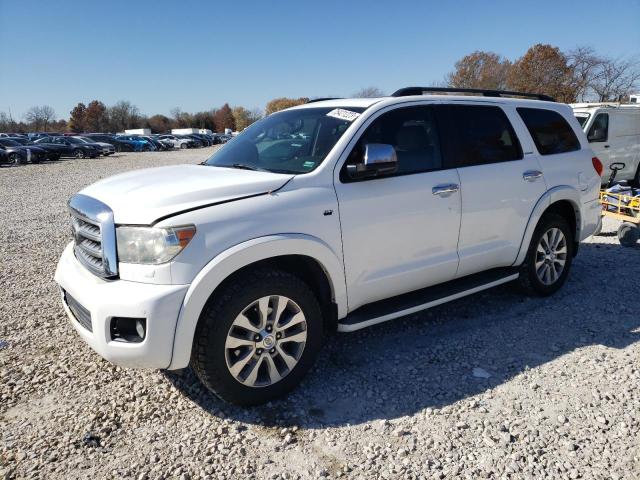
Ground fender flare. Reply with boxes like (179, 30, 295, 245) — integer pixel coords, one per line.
(168, 234, 347, 370)
(513, 185, 582, 266)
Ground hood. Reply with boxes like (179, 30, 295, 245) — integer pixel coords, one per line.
(80, 164, 294, 224)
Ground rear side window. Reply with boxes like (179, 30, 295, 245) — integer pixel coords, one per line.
(448, 105, 522, 167)
(517, 108, 581, 155)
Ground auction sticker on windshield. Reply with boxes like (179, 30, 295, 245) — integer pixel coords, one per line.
(326, 108, 361, 122)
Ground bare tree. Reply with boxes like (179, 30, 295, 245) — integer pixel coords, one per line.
(352, 86, 385, 98)
(25, 105, 56, 131)
(590, 56, 640, 102)
(567, 46, 605, 102)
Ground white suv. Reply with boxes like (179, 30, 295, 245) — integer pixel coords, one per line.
(55, 88, 602, 405)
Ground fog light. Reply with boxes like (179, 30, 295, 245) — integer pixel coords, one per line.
(110, 317, 146, 343)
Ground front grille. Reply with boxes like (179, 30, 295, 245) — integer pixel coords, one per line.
(69, 194, 118, 278)
(64, 290, 92, 332)
(71, 215, 105, 276)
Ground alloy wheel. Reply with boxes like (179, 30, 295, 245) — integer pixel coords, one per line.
(534, 227, 567, 285)
(224, 295, 307, 387)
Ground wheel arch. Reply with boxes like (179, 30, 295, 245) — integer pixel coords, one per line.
(168, 234, 346, 370)
(514, 186, 582, 266)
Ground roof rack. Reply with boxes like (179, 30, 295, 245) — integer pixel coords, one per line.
(306, 97, 343, 103)
(391, 87, 555, 102)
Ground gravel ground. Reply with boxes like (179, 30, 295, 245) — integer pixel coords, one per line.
(1, 148, 639, 480)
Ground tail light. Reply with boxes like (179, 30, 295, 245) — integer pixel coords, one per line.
(592, 157, 603, 176)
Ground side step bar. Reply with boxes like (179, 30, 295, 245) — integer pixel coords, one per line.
(337, 267, 519, 332)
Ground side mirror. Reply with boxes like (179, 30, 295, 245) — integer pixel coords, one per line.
(347, 143, 398, 179)
(588, 129, 606, 142)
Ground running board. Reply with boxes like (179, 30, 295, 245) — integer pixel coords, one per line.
(337, 267, 519, 332)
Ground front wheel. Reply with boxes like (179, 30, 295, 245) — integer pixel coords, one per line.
(73, 149, 85, 159)
(9, 153, 24, 165)
(518, 213, 573, 296)
(191, 269, 324, 406)
(180, 143, 187, 149)
(618, 222, 639, 247)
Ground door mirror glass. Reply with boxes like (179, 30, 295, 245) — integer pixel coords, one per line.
(588, 129, 606, 142)
(347, 143, 398, 179)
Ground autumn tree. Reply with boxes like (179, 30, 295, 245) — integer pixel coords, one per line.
(213, 103, 236, 132)
(265, 97, 309, 115)
(84, 100, 107, 132)
(25, 105, 57, 131)
(232, 106, 262, 131)
(68, 103, 87, 132)
(507, 44, 576, 102)
(447, 51, 511, 90)
(352, 86, 385, 98)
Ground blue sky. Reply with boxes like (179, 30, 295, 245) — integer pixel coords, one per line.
(1, 0, 639, 120)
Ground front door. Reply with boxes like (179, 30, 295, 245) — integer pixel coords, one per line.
(334, 105, 461, 311)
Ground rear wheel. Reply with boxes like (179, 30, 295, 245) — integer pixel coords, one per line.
(518, 213, 573, 296)
(191, 268, 324, 406)
(180, 143, 187, 149)
(617, 222, 639, 247)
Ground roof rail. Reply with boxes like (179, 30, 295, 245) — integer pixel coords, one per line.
(391, 87, 555, 102)
(306, 97, 343, 103)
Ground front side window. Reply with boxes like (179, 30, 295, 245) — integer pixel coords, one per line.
(344, 106, 442, 177)
(449, 105, 522, 167)
(517, 108, 581, 155)
(587, 113, 608, 142)
(204, 106, 364, 174)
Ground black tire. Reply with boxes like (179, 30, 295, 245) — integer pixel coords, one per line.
(180, 143, 187, 149)
(617, 222, 639, 247)
(518, 213, 574, 296)
(73, 149, 85, 159)
(191, 268, 324, 406)
(116, 145, 122, 153)
(593, 218, 603, 236)
(9, 153, 24, 165)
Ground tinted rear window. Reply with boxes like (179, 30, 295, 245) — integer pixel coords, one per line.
(449, 105, 522, 166)
(517, 108, 581, 155)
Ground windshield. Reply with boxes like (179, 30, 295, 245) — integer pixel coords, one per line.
(204, 106, 365, 174)
(574, 113, 590, 128)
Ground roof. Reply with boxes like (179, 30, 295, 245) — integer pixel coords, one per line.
(292, 94, 563, 112)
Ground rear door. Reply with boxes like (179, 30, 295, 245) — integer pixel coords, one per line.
(442, 103, 547, 278)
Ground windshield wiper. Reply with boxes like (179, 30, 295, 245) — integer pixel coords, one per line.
(230, 163, 266, 172)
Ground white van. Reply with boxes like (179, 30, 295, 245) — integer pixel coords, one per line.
(572, 103, 640, 185)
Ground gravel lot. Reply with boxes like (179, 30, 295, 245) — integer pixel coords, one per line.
(1, 148, 639, 480)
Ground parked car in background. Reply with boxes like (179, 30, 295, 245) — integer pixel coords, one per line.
(158, 134, 194, 149)
(181, 134, 204, 147)
(5, 136, 62, 161)
(73, 136, 116, 156)
(138, 136, 167, 151)
(572, 103, 640, 185)
(217, 134, 233, 144)
(0, 147, 8, 164)
(54, 88, 601, 406)
(0, 138, 50, 164)
(84, 134, 140, 152)
(34, 136, 100, 158)
(116, 135, 154, 151)
(151, 135, 175, 150)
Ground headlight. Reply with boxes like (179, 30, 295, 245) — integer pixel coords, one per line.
(116, 225, 196, 264)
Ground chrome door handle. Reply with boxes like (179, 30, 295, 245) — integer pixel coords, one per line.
(523, 170, 543, 182)
(432, 183, 459, 195)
